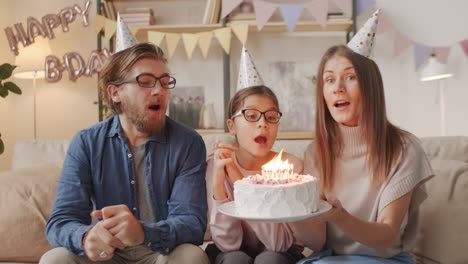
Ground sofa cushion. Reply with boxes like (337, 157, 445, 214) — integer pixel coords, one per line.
(420, 136, 468, 163)
(0, 164, 61, 262)
(12, 139, 69, 169)
(412, 159, 468, 264)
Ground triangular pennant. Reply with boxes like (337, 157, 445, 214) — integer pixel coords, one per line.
(231, 23, 249, 45)
(221, 0, 243, 19)
(393, 29, 412, 57)
(413, 43, 432, 70)
(304, 0, 328, 29)
(253, 0, 277, 31)
(460, 39, 468, 57)
(278, 4, 304, 32)
(377, 12, 393, 34)
(331, 0, 352, 17)
(115, 14, 138, 52)
(165, 33, 181, 59)
(356, 0, 376, 17)
(214, 27, 232, 54)
(128, 26, 140, 37)
(434, 47, 450, 64)
(237, 46, 264, 91)
(95, 15, 106, 35)
(197, 31, 213, 59)
(182, 33, 200, 60)
(347, 9, 380, 57)
(147, 31, 166, 46)
(104, 19, 117, 42)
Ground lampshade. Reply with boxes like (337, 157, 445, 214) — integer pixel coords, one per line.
(420, 54, 453, 82)
(13, 37, 52, 79)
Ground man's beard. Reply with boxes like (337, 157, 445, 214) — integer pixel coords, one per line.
(121, 98, 166, 135)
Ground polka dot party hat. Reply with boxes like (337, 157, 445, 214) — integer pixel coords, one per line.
(237, 46, 264, 91)
(347, 9, 381, 58)
(115, 13, 139, 52)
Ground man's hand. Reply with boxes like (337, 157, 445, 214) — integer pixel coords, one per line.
(94, 204, 145, 247)
(82, 221, 125, 261)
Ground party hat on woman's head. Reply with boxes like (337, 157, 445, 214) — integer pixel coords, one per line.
(115, 13, 139, 52)
(347, 9, 381, 58)
(237, 46, 264, 91)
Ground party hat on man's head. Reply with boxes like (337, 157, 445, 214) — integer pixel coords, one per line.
(347, 9, 381, 58)
(237, 46, 264, 91)
(115, 13, 139, 52)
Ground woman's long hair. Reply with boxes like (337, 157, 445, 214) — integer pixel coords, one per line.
(315, 45, 406, 192)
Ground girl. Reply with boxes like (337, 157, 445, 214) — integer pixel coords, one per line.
(206, 85, 304, 264)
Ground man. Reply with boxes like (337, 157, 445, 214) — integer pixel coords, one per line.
(40, 43, 209, 264)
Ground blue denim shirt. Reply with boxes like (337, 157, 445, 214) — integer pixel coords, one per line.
(45, 115, 207, 256)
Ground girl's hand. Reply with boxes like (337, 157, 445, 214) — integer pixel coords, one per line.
(211, 142, 238, 200)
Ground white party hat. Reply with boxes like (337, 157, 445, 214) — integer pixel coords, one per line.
(237, 46, 264, 91)
(347, 9, 380, 58)
(115, 13, 139, 52)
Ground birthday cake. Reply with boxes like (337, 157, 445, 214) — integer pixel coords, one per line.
(233, 151, 319, 218)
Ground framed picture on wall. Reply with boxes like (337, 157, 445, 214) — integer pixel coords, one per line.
(168, 86, 205, 129)
(268, 61, 316, 139)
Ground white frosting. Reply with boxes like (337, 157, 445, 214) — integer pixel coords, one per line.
(234, 175, 319, 218)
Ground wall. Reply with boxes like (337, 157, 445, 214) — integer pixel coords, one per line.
(0, 0, 98, 171)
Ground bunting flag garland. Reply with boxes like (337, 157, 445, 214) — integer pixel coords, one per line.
(221, 0, 243, 20)
(182, 33, 200, 59)
(231, 23, 249, 45)
(104, 19, 117, 42)
(253, 0, 277, 31)
(197, 31, 213, 59)
(303, 0, 328, 29)
(434, 47, 450, 64)
(214, 27, 232, 54)
(147, 31, 165, 47)
(331, 0, 352, 17)
(413, 43, 432, 70)
(95, 15, 106, 35)
(278, 4, 304, 33)
(93, 0, 468, 66)
(460, 39, 468, 57)
(165, 33, 181, 59)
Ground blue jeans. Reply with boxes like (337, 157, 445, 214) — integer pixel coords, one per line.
(297, 249, 414, 264)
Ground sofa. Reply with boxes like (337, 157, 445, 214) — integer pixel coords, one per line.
(1, 134, 467, 264)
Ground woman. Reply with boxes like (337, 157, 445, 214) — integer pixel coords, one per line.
(295, 45, 433, 264)
(206, 85, 304, 264)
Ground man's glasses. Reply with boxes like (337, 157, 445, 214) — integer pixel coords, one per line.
(114, 73, 176, 89)
(232, 109, 282, 124)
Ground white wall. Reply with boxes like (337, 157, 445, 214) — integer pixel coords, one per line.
(374, 0, 468, 137)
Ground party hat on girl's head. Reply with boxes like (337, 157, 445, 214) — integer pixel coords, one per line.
(115, 13, 139, 52)
(237, 46, 264, 91)
(347, 9, 381, 58)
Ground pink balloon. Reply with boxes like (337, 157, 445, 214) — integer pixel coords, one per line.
(42, 14, 61, 39)
(4, 23, 31, 55)
(27, 17, 48, 42)
(73, 0, 92, 27)
(59, 7, 76, 33)
(85, 49, 111, 76)
(64, 52, 85, 82)
(45, 55, 64, 83)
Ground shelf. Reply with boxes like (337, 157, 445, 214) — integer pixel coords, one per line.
(134, 19, 352, 37)
(228, 19, 353, 33)
(135, 23, 223, 39)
